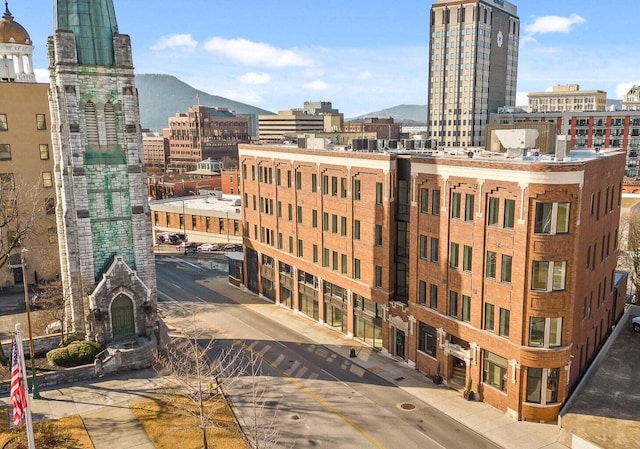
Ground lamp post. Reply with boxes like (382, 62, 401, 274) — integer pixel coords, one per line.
(182, 199, 187, 255)
(20, 248, 39, 399)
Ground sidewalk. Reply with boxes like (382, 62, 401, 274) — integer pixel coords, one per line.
(2, 369, 164, 449)
(242, 299, 566, 449)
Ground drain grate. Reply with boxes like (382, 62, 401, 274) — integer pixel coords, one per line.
(400, 402, 416, 411)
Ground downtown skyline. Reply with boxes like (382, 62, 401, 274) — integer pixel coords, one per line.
(10, 0, 640, 117)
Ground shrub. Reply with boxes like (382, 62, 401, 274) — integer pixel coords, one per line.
(47, 340, 102, 367)
(61, 333, 82, 347)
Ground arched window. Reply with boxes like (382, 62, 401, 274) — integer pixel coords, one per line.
(104, 101, 117, 146)
(85, 101, 99, 148)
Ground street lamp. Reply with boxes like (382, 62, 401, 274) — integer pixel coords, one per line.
(181, 199, 187, 255)
(20, 248, 39, 399)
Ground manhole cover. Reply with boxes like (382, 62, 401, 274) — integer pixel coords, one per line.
(399, 402, 416, 411)
(395, 376, 405, 381)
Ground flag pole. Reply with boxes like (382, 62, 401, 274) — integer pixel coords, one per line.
(14, 324, 35, 449)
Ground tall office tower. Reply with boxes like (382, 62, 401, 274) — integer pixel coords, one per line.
(48, 0, 157, 344)
(427, 0, 519, 148)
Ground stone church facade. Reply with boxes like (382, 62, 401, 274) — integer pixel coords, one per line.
(47, 0, 157, 344)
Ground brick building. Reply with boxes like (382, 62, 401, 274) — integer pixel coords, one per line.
(238, 142, 627, 421)
(490, 110, 640, 178)
(142, 131, 169, 169)
(343, 117, 403, 140)
(150, 194, 243, 246)
(167, 105, 250, 172)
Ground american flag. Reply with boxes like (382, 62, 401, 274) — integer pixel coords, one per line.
(10, 336, 27, 427)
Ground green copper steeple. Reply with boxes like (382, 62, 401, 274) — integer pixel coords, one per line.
(54, 0, 118, 66)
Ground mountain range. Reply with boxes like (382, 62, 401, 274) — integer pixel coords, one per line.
(135, 74, 428, 130)
(136, 74, 274, 130)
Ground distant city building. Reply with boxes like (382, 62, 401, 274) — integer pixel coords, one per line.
(622, 85, 640, 111)
(527, 84, 607, 113)
(343, 117, 403, 140)
(258, 101, 344, 144)
(490, 109, 640, 177)
(147, 174, 221, 200)
(167, 105, 250, 172)
(0, 4, 59, 287)
(427, 0, 519, 148)
(150, 194, 243, 246)
(142, 131, 169, 169)
(238, 141, 626, 422)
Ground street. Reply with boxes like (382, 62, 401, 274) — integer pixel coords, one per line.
(155, 254, 501, 449)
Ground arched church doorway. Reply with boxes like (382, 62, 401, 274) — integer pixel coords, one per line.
(111, 294, 135, 339)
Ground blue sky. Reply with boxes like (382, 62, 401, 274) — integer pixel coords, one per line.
(8, 0, 640, 117)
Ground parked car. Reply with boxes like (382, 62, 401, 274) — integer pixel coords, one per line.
(632, 316, 640, 333)
(176, 241, 196, 251)
(223, 243, 242, 251)
(197, 243, 219, 252)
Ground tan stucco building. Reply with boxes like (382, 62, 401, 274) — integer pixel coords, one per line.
(528, 84, 607, 113)
(0, 5, 59, 287)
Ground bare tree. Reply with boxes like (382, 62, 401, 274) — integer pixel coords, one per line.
(33, 280, 70, 344)
(157, 313, 248, 449)
(157, 307, 281, 449)
(0, 176, 47, 271)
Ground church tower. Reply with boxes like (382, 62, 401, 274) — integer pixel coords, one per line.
(47, 0, 157, 344)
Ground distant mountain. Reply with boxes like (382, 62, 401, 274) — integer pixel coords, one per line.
(348, 104, 427, 125)
(136, 74, 274, 130)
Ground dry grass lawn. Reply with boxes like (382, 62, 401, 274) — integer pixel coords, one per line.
(0, 415, 93, 449)
(131, 393, 247, 449)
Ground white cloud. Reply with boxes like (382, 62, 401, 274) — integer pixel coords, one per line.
(203, 37, 313, 68)
(151, 34, 198, 52)
(219, 89, 264, 105)
(615, 81, 640, 99)
(515, 92, 529, 106)
(238, 72, 271, 85)
(303, 80, 329, 91)
(34, 68, 49, 83)
(524, 14, 586, 36)
(358, 71, 373, 81)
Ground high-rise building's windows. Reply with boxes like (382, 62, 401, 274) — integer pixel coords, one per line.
(462, 295, 471, 322)
(354, 179, 361, 200)
(432, 189, 440, 215)
(0, 144, 11, 160)
(501, 255, 512, 283)
(375, 266, 383, 287)
(375, 225, 383, 246)
(451, 192, 461, 218)
(534, 202, 570, 234)
(450, 242, 459, 269)
(375, 182, 383, 205)
(463, 245, 472, 272)
(42, 171, 53, 188)
(430, 284, 438, 309)
(485, 251, 497, 278)
(430, 237, 439, 262)
(449, 291, 458, 318)
(418, 280, 427, 305)
(464, 194, 474, 221)
(36, 113, 47, 130)
(39, 144, 50, 160)
(499, 308, 510, 337)
(0, 114, 7, 131)
(420, 188, 429, 213)
(504, 199, 515, 228)
(484, 303, 495, 331)
(488, 197, 499, 225)
(531, 261, 566, 291)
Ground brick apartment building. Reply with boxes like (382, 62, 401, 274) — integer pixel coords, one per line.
(238, 142, 627, 421)
(167, 105, 250, 172)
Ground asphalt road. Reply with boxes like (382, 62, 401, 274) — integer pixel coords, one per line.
(155, 253, 500, 449)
